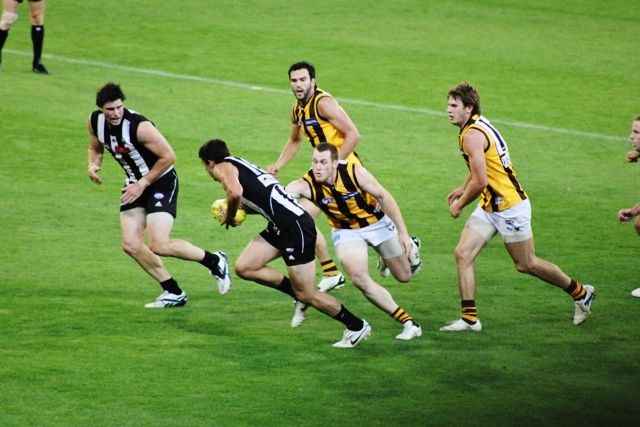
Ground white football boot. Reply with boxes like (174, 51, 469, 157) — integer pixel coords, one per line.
(333, 321, 372, 348)
(395, 321, 423, 341)
(573, 284, 596, 325)
(409, 236, 422, 276)
(317, 273, 346, 293)
(439, 318, 482, 332)
(290, 300, 309, 328)
(211, 251, 231, 295)
(145, 291, 188, 308)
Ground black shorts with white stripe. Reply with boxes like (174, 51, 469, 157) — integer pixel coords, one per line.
(120, 169, 179, 218)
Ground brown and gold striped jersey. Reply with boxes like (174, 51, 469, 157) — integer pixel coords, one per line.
(303, 161, 384, 229)
(292, 88, 361, 165)
(459, 114, 527, 212)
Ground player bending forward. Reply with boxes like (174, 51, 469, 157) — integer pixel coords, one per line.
(199, 138, 371, 348)
(287, 142, 423, 341)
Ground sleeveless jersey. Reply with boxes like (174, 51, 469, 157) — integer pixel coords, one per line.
(291, 88, 361, 165)
(90, 108, 172, 186)
(223, 156, 306, 230)
(459, 114, 527, 212)
(303, 161, 384, 229)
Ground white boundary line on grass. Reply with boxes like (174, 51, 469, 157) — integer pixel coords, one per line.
(6, 49, 627, 142)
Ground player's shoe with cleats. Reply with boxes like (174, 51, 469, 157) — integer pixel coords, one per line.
(332, 320, 372, 348)
(144, 291, 188, 308)
(32, 62, 49, 74)
(395, 321, 422, 340)
(376, 255, 390, 278)
(573, 284, 596, 325)
(290, 300, 309, 328)
(317, 273, 346, 293)
(409, 236, 422, 276)
(210, 251, 231, 295)
(439, 318, 482, 332)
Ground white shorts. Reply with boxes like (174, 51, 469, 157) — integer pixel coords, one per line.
(331, 215, 398, 249)
(467, 199, 533, 243)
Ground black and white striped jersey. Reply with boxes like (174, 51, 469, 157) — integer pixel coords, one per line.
(223, 156, 306, 229)
(90, 108, 171, 186)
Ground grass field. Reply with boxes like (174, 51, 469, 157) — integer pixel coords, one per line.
(1, 1, 639, 425)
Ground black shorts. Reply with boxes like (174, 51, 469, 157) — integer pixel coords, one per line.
(260, 214, 316, 266)
(120, 169, 179, 218)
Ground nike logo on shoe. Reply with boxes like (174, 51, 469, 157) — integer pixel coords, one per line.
(350, 328, 368, 345)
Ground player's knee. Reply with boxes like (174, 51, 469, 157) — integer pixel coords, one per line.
(233, 264, 246, 279)
(29, 3, 44, 24)
(29, 13, 43, 25)
(454, 244, 473, 264)
(1, 12, 18, 29)
(122, 240, 142, 257)
(392, 269, 412, 283)
(634, 221, 640, 236)
(148, 241, 170, 257)
(294, 288, 316, 305)
(233, 260, 252, 280)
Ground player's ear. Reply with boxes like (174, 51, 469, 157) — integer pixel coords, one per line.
(202, 159, 216, 173)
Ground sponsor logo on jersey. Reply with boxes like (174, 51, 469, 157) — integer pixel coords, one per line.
(341, 191, 359, 200)
(115, 146, 131, 154)
(321, 197, 334, 205)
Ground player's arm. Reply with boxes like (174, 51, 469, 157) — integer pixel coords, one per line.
(87, 119, 104, 185)
(135, 121, 176, 185)
(618, 203, 640, 223)
(317, 96, 361, 160)
(213, 162, 244, 228)
(120, 121, 176, 205)
(447, 174, 471, 205)
(356, 165, 412, 255)
(626, 150, 640, 162)
(285, 178, 313, 200)
(267, 124, 304, 176)
(449, 129, 487, 219)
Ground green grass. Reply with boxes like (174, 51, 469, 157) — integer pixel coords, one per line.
(1, 0, 639, 425)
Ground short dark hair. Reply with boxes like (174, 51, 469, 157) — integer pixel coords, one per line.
(448, 81, 481, 116)
(288, 61, 316, 79)
(199, 139, 231, 164)
(314, 142, 338, 161)
(96, 82, 125, 107)
(635, 115, 640, 122)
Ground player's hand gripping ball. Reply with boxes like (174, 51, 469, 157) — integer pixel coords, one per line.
(211, 199, 247, 225)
